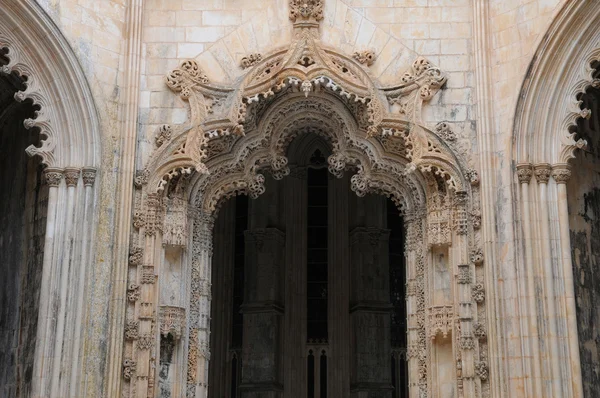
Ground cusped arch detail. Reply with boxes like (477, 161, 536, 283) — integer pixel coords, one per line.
(513, 0, 600, 166)
(0, 1, 101, 168)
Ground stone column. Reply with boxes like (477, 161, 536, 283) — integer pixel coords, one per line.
(239, 228, 285, 397)
(516, 163, 543, 397)
(50, 167, 79, 397)
(534, 163, 563, 398)
(349, 194, 393, 397)
(32, 168, 63, 398)
(68, 167, 96, 396)
(552, 164, 584, 398)
(187, 212, 214, 398)
(404, 212, 422, 398)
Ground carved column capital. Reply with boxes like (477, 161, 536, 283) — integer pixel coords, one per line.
(82, 167, 97, 187)
(45, 167, 64, 187)
(552, 164, 572, 184)
(516, 163, 533, 184)
(64, 167, 81, 187)
(534, 163, 552, 184)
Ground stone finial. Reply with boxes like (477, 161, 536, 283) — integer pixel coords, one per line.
(516, 163, 533, 184)
(534, 163, 552, 184)
(289, 0, 324, 23)
(552, 164, 571, 184)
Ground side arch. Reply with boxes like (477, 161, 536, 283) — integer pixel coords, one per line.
(0, 2, 102, 397)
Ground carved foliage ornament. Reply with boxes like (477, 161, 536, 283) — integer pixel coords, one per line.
(289, 0, 324, 22)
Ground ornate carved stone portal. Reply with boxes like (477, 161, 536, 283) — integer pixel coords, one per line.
(125, 2, 487, 397)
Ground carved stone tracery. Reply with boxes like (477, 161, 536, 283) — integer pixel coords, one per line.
(125, 3, 488, 397)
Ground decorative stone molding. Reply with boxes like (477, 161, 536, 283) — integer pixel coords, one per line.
(471, 248, 484, 265)
(352, 49, 376, 66)
(163, 196, 188, 247)
(475, 360, 489, 381)
(82, 167, 97, 187)
(516, 163, 533, 184)
(124, 321, 139, 340)
(428, 305, 454, 340)
(552, 164, 572, 184)
(0, 27, 99, 169)
(44, 168, 63, 187)
(125, 6, 489, 397)
(289, 0, 323, 23)
(434, 121, 456, 141)
(122, 359, 136, 380)
(534, 163, 552, 184)
(128, 247, 143, 266)
(155, 124, 172, 148)
(474, 321, 487, 339)
(457, 264, 471, 284)
(159, 306, 186, 340)
(460, 336, 475, 350)
(472, 283, 485, 303)
(137, 334, 154, 350)
(127, 284, 140, 302)
(141, 265, 155, 284)
(64, 167, 80, 187)
(240, 53, 263, 69)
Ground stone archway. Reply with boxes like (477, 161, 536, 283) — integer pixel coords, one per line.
(127, 2, 487, 398)
(0, 1, 101, 397)
(512, 2, 600, 397)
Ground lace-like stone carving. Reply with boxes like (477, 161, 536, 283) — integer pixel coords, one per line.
(457, 264, 471, 284)
(127, 284, 140, 302)
(160, 306, 186, 340)
(123, 359, 136, 380)
(163, 197, 188, 247)
(155, 125, 172, 148)
(353, 49, 376, 66)
(141, 265, 155, 284)
(435, 122, 456, 141)
(289, 0, 323, 22)
(125, 321, 139, 340)
(472, 283, 485, 303)
(240, 53, 263, 69)
(428, 305, 453, 340)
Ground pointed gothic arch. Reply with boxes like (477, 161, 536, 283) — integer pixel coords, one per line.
(511, 1, 600, 397)
(125, 3, 489, 397)
(0, 1, 101, 397)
